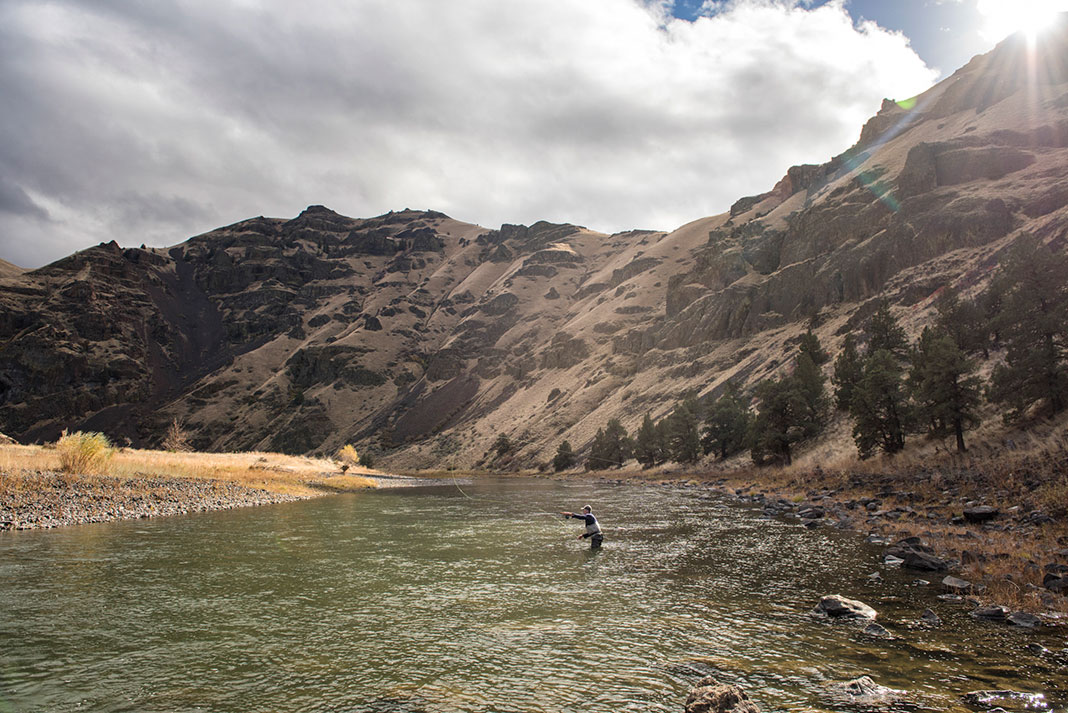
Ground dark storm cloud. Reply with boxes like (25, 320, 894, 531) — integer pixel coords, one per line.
(0, 0, 936, 268)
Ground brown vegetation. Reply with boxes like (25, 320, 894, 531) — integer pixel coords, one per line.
(0, 443, 377, 499)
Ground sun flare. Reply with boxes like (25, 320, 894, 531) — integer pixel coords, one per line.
(977, 0, 1068, 42)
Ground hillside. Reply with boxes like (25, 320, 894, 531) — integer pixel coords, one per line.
(0, 259, 24, 279)
(1, 23, 1067, 468)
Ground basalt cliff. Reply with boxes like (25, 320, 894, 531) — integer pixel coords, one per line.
(2, 25, 1067, 468)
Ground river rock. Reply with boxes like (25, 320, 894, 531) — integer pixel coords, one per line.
(902, 551, 949, 572)
(1042, 572, 1068, 593)
(970, 605, 1009, 621)
(886, 538, 949, 572)
(813, 595, 877, 620)
(920, 608, 942, 627)
(862, 622, 894, 639)
(826, 676, 905, 707)
(942, 575, 976, 594)
(962, 690, 1048, 710)
(1007, 612, 1042, 628)
(963, 505, 1000, 523)
(684, 678, 760, 713)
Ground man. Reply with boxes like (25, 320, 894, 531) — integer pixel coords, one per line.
(561, 505, 603, 549)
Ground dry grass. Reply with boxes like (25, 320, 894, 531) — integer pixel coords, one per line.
(0, 444, 378, 497)
(56, 431, 114, 474)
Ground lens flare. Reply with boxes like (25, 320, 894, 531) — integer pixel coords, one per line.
(977, 0, 1068, 42)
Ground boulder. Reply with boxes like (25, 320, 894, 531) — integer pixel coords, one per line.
(862, 622, 894, 639)
(813, 595, 878, 620)
(942, 576, 976, 594)
(962, 690, 1048, 710)
(825, 676, 906, 708)
(970, 605, 1009, 621)
(1043, 572, 1068, 593)
(684, 678, 760, 713)
(902, 551, 949, 572)
(1007, 612, 1042, 628)
(963, 505, 1000, 523)
(920, 608, 942, 627)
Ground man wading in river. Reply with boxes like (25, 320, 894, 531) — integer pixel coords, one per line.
(561, 505, 603, 550)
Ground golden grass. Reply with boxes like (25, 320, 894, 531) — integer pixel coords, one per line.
(0, 444, 378, 497)
(56, 431, 114, 474)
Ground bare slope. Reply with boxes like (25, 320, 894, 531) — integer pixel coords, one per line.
(1, 24, 1067, 467)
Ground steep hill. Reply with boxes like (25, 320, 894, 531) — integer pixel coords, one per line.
(0, 259, 23, 279)
(1, 23, 1067, 468)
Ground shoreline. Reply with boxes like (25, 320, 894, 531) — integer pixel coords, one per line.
(0, 467, 463, 533)
(0, 470, 314, 531)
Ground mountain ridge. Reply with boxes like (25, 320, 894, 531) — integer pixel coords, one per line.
(2, 22, 1067, 468)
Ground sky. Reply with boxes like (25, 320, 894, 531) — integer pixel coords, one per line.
(0, 0, 1064, 268)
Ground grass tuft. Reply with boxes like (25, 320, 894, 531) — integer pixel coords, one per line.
(56, 431, 114, 475)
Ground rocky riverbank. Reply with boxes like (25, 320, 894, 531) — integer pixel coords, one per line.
(0, 471, 310, 531)
(565, 464, 1068, 617)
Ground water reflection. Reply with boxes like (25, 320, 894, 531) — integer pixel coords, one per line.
(0, 478, 1064, 713)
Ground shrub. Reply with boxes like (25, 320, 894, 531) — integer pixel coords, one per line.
(162, 418, 192, 452)
(336, 444, 360, 466)
(492, 434, 513, 458)
(56, 431, 114, 474)
(359, 451, 375, 468)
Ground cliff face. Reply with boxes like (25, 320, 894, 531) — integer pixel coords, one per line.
(2, 23, 1067, 466)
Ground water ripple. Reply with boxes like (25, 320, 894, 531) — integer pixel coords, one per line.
(0, 479, 1064, 712)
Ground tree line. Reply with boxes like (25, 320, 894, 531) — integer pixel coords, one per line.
(552, 235, 1068, 471)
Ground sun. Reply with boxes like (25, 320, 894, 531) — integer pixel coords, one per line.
(977, 0, 1068, 42)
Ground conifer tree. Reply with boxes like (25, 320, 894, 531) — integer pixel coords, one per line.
(850, 349, 912, 458)
(912, 331, 983, 452)
(832, 333, 863, 411)
(749, 375, 805, 465)
(794, 352, 829, 438)
(798, 330, 830, 366)
(702, 383, 751, 459)
(553, 441, 576, 471)
(989, 236, 1068, 419)
(934, 286, 988, 357)
(867, 300, 909, 360)
(665, 396, 701, 463)
(634, 413, 662, 468)
(587, 418, 632, 470)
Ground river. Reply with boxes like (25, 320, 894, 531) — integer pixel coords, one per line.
(0, 477, 1064, 712)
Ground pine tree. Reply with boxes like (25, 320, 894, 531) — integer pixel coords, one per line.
(665, 396, 701, 463)
(850, 349, 913, 458)
(634, 413, 662, 468)
(867, 300, 909, 360)
(798, 330, 830, 366)
(749, 375, 805, 466)
(794, 352, 829, 439)
(701, 383, 750, 459)
(832, 333, 863, 411)
(989, 236, 1068, 419)
(553, 441, 575, 471)
(908, 326, 942, 434)
(587, 418, 632, 470)
(912, 332, 983, 452)
(934, 286, 988, 357)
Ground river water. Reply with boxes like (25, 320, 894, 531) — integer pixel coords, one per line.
(0, 477, 1064, 713)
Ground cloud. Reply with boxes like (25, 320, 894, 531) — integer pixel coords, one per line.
(0, 0, 937, 268)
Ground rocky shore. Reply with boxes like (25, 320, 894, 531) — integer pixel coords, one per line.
(570, 465, 1068, 619)
(0, 471, 308, 531)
